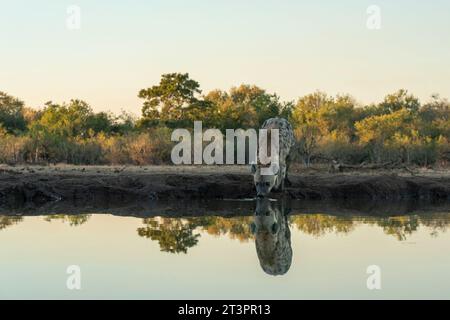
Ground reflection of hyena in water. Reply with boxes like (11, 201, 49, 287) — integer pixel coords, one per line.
(251, 117, 295, 198)
(250, 198, 292, 276)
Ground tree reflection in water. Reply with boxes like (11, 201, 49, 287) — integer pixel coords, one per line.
(0, 216, 23, 231)
(137, 216, 253, 254)
(1, 205, 450, 257)
(137, 218, 201, 254)
(136, 210, 450, 254)
(44, 215, 91, 226)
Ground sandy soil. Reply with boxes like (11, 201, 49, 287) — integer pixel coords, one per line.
(2, 163, 450, 177)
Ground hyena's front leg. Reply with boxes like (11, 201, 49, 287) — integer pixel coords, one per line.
(285, 154, 292, 187)
(277, 163, 287, 192)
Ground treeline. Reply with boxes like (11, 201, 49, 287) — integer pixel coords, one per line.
(2, 214, 446, 252)
(1, 73, 449, 166)
(140, 214, 450, 253)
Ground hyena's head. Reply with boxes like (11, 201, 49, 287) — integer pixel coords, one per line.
(251, 164, 278, 198)
(250, 198, 292, 276)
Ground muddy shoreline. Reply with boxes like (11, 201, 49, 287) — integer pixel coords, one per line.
(1, 165, 450, 211)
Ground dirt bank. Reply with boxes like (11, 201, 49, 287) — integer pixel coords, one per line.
(0, 165, 449, 209)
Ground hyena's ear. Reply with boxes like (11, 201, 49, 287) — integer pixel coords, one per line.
(251, 163, 257, 174)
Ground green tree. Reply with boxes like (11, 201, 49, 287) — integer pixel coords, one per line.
(379, 89, 420, 114)
(26, 99, 113, 163)
(355, 109, 414, 162)
(0, 92, 27, 133)
(205, 85, 291, 130)
(139, 73, 214, 128)
(253, 93, 293, 127)
(419, 94, 450, 139)
(27, 123, 69, 163)
(321, 94, 358, 142)
(111, 110, 137, 134)
(85, 112, 114, 135)
(291, 91, 333, 165)
(36, 100, 93, 137)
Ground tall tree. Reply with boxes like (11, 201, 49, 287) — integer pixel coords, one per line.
(205, 85, 291, 130)
(36, 100, 94, 137)
(355, 109, 414, 162)
(379, 89, 420, 114)
(419, 94, 450, 139)
(139, 73, 210, 127)
(291, 91, 333, 165)
(321, 94, 358, 142)
(0, 92, 27, 133)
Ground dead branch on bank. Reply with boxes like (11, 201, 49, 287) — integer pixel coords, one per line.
(328, 160, 416, 175)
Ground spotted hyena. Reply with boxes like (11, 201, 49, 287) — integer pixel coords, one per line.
(251, 117, 295, 197)
(250, 198, 292, 276)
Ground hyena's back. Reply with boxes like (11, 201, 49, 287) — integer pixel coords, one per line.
(261, 117, 295, 160)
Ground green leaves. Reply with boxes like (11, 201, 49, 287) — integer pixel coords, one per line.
(139, 76, 291, 130)
(139, 73, 203, 125)
(0, 91, 27, 134)
(1, 80, 449, 167)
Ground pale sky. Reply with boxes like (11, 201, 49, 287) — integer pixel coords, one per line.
(1, 0, 450, 114)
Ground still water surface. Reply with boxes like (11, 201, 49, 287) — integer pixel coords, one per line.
(1, 199, 450, 299)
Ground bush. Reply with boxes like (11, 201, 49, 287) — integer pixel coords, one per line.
(0, 131, 30, 164)
(127, 128, 173, 165)
(320, 140, 369, 164)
